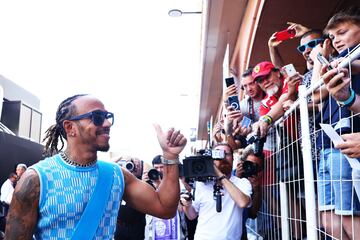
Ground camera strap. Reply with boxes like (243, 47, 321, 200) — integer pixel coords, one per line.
(248, 98, 254, 121)
(72, 160, 114, 239)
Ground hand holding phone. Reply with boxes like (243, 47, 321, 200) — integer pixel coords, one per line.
(283, 64, 297, 77)
(228, 95, 240, 111)
(275, 28, 296, 41)
(317, 53, 333, 71)
(225, 77, 235, 87)
(241, 116, 252, 128)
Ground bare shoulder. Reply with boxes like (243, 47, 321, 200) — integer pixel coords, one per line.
(14, 169, 40, 203)
(5, 169, 40, 239)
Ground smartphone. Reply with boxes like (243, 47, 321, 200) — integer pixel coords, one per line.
(283, 64, 297, 77)
(241, 116, 252, 128)
(275, 28, 296, 41)
(225, 77, 235, 88)
(228, 95, 240, 110)
(317, 53, 343, 85)
(317, 53, 333, 71)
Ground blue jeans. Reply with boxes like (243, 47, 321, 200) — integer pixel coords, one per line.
(317, 148, 360, 215)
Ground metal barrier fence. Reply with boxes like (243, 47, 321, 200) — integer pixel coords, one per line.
(249, 46, 360, 240)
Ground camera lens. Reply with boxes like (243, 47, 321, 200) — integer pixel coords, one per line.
(148, 168, 160, 181)
(125, 162, 135, 172)
(242, 161, 258, 178)
(192, 161, 206, 174)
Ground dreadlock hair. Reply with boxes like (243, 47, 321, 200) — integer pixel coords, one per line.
(42, 94, 88, 157)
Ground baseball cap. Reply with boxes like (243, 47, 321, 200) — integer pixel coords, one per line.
(252, 61, 276, 81)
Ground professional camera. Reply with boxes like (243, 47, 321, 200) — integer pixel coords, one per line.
(241, 160, 260, 178)
(181, 149, 228, 212)
(247, 133, 265, 157)
(118, 159, 135, 172)
(148, 168, 162, 181)
(182, 149, 226, 181)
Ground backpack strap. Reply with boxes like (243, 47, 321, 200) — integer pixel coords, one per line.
(72, 161, 114, 239)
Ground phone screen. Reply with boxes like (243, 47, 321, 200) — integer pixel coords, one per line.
(228, 95, 240, 110)
(225, 77, 235, 88)
(241, 116, 252, 128)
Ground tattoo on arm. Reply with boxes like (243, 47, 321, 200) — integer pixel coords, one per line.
(5, 170, 40, 240)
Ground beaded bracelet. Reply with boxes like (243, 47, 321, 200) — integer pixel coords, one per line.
(260, 115, 273, 125)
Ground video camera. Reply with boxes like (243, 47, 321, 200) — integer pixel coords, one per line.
(181, 148, 227, 212)
(181, 149, 226, 182)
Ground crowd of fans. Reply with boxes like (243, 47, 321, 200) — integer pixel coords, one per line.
(211, 6, 360, 240)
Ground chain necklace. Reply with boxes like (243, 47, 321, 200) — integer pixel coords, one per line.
(60, 151, 97, 167)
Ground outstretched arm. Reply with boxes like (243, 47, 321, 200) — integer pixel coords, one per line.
(123, 124, 187, 219)
(5, 170, 40, 240)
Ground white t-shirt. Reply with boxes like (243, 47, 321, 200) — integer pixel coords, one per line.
(192, 176, 252, 240)
(0, 179, 15, 204)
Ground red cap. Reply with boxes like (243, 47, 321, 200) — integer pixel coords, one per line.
(252, 61, 275, 81)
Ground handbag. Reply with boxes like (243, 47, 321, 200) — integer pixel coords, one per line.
(71, 160, 114, 239)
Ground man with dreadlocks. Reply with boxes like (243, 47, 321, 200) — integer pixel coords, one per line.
(4, 94, 187, 240)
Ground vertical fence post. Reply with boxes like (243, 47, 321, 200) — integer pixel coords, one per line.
(298, 85, 318, 240)
(279, 181, 290, 240)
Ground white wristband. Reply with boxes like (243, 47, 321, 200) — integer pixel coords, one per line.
(160, 156, 179, 165)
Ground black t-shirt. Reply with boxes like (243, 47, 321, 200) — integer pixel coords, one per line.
(114, 204, 146, 240)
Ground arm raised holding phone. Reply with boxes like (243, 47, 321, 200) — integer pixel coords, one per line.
(268, 22, 310, 68)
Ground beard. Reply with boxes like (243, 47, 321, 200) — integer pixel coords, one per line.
(97, 144, 110, 152)
(218, 161, 233, 175)
(266, 85, 279, 96)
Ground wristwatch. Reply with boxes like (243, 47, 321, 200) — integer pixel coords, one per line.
(337, 88, 356, 108)
(160, 156, 179, 165)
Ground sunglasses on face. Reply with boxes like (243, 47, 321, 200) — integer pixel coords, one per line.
(67, 110, 114, 126)
(297, 38, 324, 53)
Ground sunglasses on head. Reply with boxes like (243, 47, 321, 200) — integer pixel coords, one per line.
(297, 38, 324, 53)
(67, 110, 114, 126)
